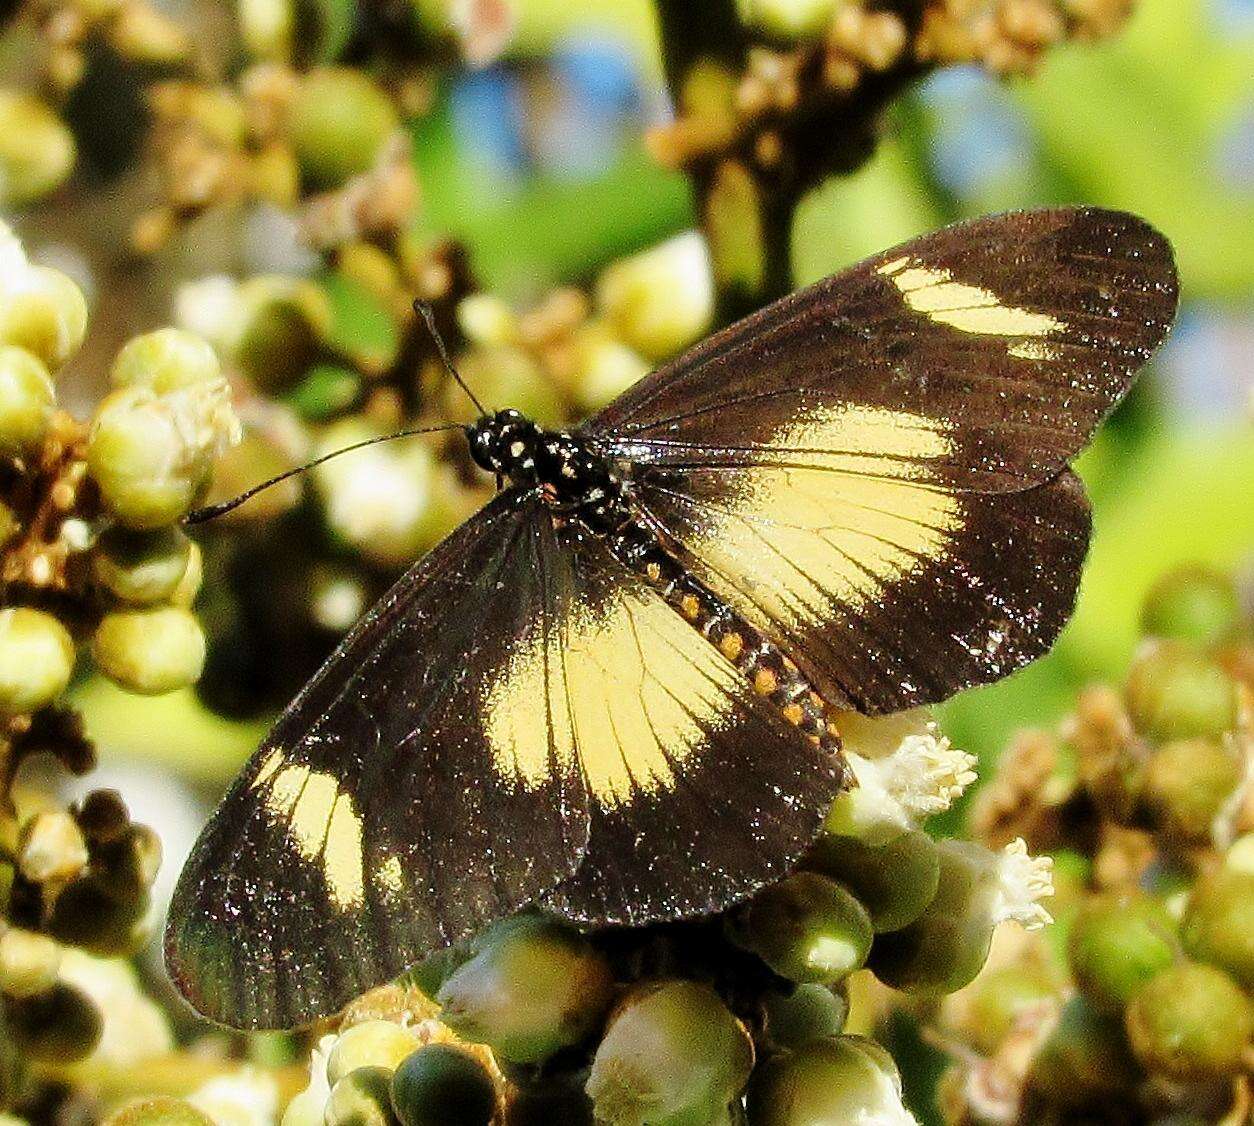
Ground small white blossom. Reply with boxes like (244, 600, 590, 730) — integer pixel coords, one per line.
(988, 838, 1054, 930)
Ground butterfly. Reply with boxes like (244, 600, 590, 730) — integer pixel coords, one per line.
(165, 207, 1178, 1029)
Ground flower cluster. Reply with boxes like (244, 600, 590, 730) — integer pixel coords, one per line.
(937, 565, 1254, 1123)
(0, 219, 237, 1106)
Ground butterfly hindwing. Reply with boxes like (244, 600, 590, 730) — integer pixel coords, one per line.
(539, 528, 843, 926)
(585, 208, 1177, 712)
(164, 493, 588, 1029)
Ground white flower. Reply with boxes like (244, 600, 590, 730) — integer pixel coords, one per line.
(937, 837, 1055, 933)
(827, 712, 977, 843)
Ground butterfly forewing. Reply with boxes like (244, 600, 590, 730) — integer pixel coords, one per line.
(165, 493, 588, 1029)
(586, 208, 1178, 712)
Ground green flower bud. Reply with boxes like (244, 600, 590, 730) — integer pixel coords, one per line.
(1124, 962, 1252, 1080)
(437, 916, 613, 1064)
(92, 525, 193, 605)
(0, 345, 54, 454)
(389, 1044, 496, 1126)
(587, 980, 753, 1126)
(1140, 737, 1242, 844)
(47, 875, 150, 956)
(807, 829, 940, 933)
(111, 328, 221, 395)
(736, 0, 841, 40)
(596, 233, 714, 362)
(1180, 868, 1254, 989)
(728, 872, 872, 985)
(1141, 566, 1243, 648)
(0, 265, 88, 369)
(1125, 642, 1238, 742)
(18, 808, 88, 884)
(1066, 890, 1178, 1012)
(0, 90, 76, 207)
(230, 278, 329, 391)
(0, 607, 75, 716)
(946, 963, 1060, 1056)
(405, 942, 472, 1001)
(5, 980, 102, 1063)
(289, 69, 399, 189)
(0, 926, 61, 998)
(746, 1035, 916, 1126)
(92, 606, 206, 695)
(324, 1066, 399, 1126)
(1029, 996, 1139, 1106)
(761, 983, 848, 1051)
(87, 387, 216, 528)
(868, 839, 1052, 996)
(326, 1021, 422, 1086)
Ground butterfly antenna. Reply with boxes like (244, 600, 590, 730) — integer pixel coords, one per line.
(183, 423, 466, 525)
(414, 300, 489, 417)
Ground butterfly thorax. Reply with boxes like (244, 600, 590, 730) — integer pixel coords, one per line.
(469, 409, 627, 526)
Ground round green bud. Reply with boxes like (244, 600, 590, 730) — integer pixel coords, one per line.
(289, 69, 399, 189)
(729, 872, 873, 985)
(405, 942, 472, 1002)
(5, 980, 103, 1063)
(587, 980, 753, 1126)
(0, 925, 61, 998)
(389, 1044, 495, 1126)
(950, 964, 1060, 1056)
(0, 345, 55, 454)
(0, 265, 88, 369)
(436, 915, 614, 1064)
(101, 1097, 216, 1126)
(91, 606, 206, 695)
(324, 1066, 399, 1126)
(47, 875, 150, 956)
(326, 1021, 422, 1086)
(0, 90, 75, 207)
(280, 1082, 328, 1126)
(111, 328, 221, 395)
(807, 829, 940, 933)
(92, 525, 193, 605)
(865, 842, 1004, 997)
(1125, 643, 1238, 742)
(1125, 962, 1253, 1080)
(232, 286, 324, 392)
(761, 983, 848, 1051)
(746, 1035, 912, 1126)
(18, 808, 88, 883)
(1140, 737, 1241, 844)
(1180, 868, 1254, 989)
(0, 607, 75, 715)
(87, 387, 202, 528)
(1141, 566, 1242, 648)
(736, 0, 841, 40)
(1029, 996, 1139, 1106)
(1066, 890, 1178, 1013)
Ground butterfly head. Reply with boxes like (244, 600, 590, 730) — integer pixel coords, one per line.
(468, 409, 543, 479)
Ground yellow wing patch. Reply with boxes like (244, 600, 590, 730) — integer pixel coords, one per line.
(686, 403, 961, 628)
(563, 585, 736, 808)
(251, 759, 365, 911)
(479, 567, 742, 808)
(878, 256, 1065, 338)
